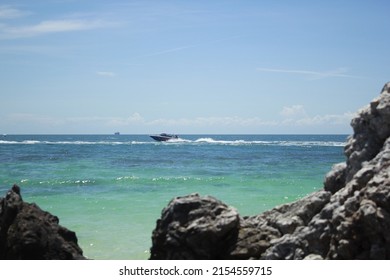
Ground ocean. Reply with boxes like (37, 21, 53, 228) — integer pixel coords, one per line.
(0, 134, 347, 259)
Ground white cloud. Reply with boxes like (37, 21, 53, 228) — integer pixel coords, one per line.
(295, 112, 356, 126)
(138, 35, 245, 59)
(105, 113, 145, 126)
(146, 116, 277, 127)
(0, 5, 121, 39)
(0, 16, 119, 40)
(280, 105, 307, 118)
(97, 71, 116, 77)
(256, 67, 365, 79)
(5, 113, 145, 127)
(3, 111, 355, 134)
(140, 46, 194, 58)
(6, 113, 66, 126)
(1, 19, 110, 39)
(0, 6, 29, 19)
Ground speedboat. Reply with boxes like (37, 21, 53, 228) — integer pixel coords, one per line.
(150, 133, 178, 142)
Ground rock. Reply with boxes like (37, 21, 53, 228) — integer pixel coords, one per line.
(324, 162, 347, 193)
(150, 82, 390, 260)
(0, 185, 85, 259)
(344, 82, 390, 183)
(262, 82, 390, 259)
(150, 193, 240, 259)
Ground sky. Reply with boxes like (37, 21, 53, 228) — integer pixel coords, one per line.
(0, 0, 389, 134)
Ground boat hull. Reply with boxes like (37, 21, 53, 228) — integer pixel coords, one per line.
(150, 134, 178, 142)
(150, 136, 170, 142)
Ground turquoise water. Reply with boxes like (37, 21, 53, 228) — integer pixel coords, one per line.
(0, 134, 347, 259)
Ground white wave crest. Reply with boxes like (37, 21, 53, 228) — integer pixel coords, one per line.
(192, 138, 345, 147)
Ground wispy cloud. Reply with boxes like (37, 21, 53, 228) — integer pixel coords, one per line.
(0, 5, 29, 19)
(287, 112, 356, 126)
(139, 35, 244, 58)
(6, 113, 66, 126)
(280, 105, 307, 118)
(257, 67, 365, 79)
(147, 116, 277, 127)
(0, 4, 119, 40)
(278, 104, 355, 126)
(105, 113, 144, 126)
(0, 19, 113, 39)
(139, 45, 195, 58)
(97, 71, 116, 77)
(4, 110, 354, 133)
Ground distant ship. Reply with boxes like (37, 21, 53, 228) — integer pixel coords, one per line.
(150, 133, 178, 142)
(114, 132, 120, 135)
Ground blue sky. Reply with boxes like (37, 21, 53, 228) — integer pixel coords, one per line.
(0, 0, 389, 134)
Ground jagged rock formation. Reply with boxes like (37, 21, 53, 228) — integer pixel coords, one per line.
(150, 82, 390, 260)
(0, 185, 85, 259)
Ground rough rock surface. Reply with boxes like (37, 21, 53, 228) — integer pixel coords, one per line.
(0, 185, 85, 259)
(150, 82, 390, 260)
(150, 194, 240, 259)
